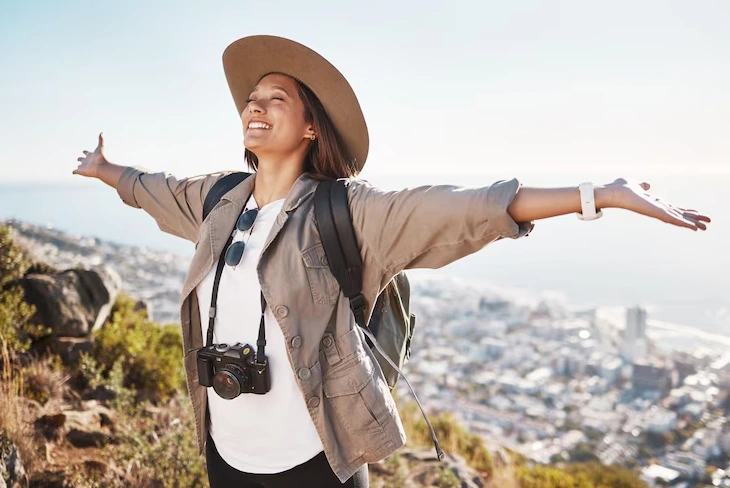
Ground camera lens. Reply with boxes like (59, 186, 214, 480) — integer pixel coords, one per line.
(213, 365, 247, 400)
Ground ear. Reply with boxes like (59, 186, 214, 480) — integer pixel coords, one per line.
(304, 125, 316, 140)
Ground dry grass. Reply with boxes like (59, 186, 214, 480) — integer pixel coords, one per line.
(0, 359, 42, 475)
(22, 355, 70, 407)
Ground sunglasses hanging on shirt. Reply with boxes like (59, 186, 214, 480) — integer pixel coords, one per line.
(224, 207, 259, 268)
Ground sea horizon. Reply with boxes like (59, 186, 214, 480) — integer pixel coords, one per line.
(1, 171, 726, 346)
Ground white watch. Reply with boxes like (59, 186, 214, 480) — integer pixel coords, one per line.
(576, 182, 603, 221)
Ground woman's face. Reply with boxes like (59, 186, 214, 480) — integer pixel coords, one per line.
(241, 73, 313, 159)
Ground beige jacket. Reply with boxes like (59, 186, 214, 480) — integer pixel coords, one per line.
(116, 167, 532, 482)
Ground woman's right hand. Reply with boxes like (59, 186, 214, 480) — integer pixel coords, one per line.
(73, 132, 110, 178)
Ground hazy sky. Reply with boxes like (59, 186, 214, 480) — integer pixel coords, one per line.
(1, 0, 728, 183)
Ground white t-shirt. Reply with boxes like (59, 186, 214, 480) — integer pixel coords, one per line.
(195, 195, 324, 473)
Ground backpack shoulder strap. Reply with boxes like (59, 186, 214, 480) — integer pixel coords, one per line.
(313, 179, 367, 329)
(202, 172, 252, 221)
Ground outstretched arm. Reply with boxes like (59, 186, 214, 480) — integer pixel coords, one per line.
(73, 133, 224, 242)
(508, 179, 710, 231)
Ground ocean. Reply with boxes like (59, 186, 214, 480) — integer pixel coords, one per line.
(1, 171, 727, 344)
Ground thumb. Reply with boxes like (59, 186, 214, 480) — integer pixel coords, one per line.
(98, 132, 105, 148)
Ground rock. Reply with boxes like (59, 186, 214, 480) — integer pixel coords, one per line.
(373, 448, 485, 488)
(35, 413, 67, 441)
(0, 433, 27, 488)
(52, 336, 94, 365)
(35, 407, 117, 448)
(82, 459, 109, 478)
(15, 265, 120, 338)
(66, 428, 113, 448)
(133, 298, 154, 320)
(28, 470, 67, 488)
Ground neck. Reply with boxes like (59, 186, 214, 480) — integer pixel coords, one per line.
(251, 156, 305, 208)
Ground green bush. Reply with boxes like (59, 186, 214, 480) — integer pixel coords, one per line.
(0, 225, 30, 287)
(92, 293, 185, 401)
(516, 462, 649, 488)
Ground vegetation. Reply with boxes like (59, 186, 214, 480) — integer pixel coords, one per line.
(399, 401, 494, 477)
(91, 293, 186, 401)
(0, 223, 651, 488)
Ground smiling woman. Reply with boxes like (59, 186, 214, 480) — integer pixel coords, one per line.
(242, 74, 358, 185)
(71, 34, 710, 488)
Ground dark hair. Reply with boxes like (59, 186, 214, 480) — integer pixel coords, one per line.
(245, 79, 359, 180)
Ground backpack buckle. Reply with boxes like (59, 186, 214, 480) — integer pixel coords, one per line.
(349, 293, 366, 313)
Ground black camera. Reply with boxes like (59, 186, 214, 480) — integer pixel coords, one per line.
(196, 343, 271, 399)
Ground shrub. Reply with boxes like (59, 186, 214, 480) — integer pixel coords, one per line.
(0, 225, 30, 287)
(70, 396, 208, 488)
(22, 355, 69, 406)
(399, 401, 494, 476)
(92, 293, 185, 402)
(515, 463, 649, 488)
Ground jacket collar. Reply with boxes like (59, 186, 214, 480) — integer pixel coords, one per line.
(220, 171, 319, 213)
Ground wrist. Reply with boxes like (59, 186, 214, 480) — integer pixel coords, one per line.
(594, 184, 620, 210)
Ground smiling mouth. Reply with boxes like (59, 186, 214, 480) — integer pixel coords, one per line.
(248, 122, 272, 130)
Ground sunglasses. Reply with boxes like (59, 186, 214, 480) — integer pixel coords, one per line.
(224, 208, 259, 268)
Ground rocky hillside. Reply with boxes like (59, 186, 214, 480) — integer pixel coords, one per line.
(0, 222, 650, 488)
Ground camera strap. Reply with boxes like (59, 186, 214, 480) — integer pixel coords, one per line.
(206, 201, 267, 363)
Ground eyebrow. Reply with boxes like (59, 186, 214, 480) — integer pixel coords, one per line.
(251, 85, 291, 96)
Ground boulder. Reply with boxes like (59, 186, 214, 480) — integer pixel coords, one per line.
(0, 433, 26, 488)
(15, 265, 120, 338)
(34, 405, 117, 448)
(52, 336, 94, 366)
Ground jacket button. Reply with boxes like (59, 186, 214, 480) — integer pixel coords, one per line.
(320, 255, 328, 266)
(307, 397, 320, 408)
(298, 368, 311, 380)
(322, 336, 334, 348)
(291, 336, 302, 348)
(275, 306, 289, 318)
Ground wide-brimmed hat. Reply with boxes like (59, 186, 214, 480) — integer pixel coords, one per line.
(222, 35, 369, 171)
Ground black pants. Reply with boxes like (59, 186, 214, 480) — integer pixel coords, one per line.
(206, 433, 369, 488)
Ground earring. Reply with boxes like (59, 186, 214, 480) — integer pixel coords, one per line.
(310, 134, 316, 141)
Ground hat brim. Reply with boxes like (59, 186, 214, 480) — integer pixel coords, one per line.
(222, 35, 369, 172)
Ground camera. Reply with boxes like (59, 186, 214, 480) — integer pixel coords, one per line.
(197, 343, 271, 399)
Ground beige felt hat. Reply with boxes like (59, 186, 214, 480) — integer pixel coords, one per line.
(222, 35, 369, 171)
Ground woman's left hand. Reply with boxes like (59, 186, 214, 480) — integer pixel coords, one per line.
(605, 178, 711, 231)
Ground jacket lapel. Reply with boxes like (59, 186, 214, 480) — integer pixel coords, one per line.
(180, 174, 256, 301)
(180, 172, 320, 302)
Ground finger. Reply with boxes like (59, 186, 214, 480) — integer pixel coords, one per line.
(83, 150, 90, 155)
(98, 132, 104, 147)
(77, 157, 84, 162)
(640, 182, 651, 191)
(684, 212, 711, 223)
(678, 208, 711, 223)
(665, 210, 698, 230)
(684, 214, 708, 231)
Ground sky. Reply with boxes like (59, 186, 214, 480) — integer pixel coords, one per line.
(1, 0, 728, 184)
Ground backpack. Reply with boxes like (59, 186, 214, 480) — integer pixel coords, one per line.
(202, 172, 443, 459)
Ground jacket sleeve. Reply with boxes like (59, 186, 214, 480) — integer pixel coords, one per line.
(115, 166, 226, 243)
(347, 178, 534, 291)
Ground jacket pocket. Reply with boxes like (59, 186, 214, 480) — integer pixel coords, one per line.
(323, 354, 386, 436)
(301, 243, 340, 305)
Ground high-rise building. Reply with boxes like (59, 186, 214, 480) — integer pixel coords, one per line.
(620, 306, 648, 361)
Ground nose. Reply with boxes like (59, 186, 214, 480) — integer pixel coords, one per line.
(248, 99, 265, 114)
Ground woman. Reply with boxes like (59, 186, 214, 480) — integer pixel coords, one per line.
(72, 35, 710, 488)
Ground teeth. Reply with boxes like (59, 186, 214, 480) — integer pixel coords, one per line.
(248, 122, 271, 129)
